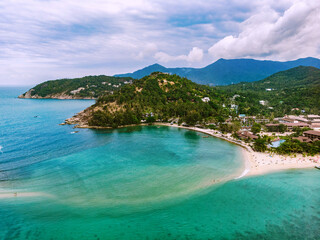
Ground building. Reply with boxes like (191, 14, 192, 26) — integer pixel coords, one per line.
(284, 122, 310, 130)
(292, 136, 312, 143)
(202, 97, 210, 103)
(255, 118, 270, 124)
(259, 100, 266, 106)
(303, 130, 320, 141)
(278, 115, 320, 130)
(266, 122, 309, 131)
(311, 123, 320, 130)
(306, 115, 320, 120)
(237, 131, 258, 140)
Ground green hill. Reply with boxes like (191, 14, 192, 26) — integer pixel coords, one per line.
(19, 75, 133, 99)
(219, 66, 320, 116)
(66, 72, 228, 128)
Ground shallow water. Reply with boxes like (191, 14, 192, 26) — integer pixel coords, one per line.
(0, 87, 319, 240)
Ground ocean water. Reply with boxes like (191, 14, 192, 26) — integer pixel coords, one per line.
(0, 87, 319, 240)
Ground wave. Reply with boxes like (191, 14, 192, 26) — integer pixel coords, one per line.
(234, 168, 250, 179)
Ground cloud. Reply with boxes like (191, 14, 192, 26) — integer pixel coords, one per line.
(208, 0, 320, 60)
(0, 0, 319, 85)
(155, 47, 204, 63)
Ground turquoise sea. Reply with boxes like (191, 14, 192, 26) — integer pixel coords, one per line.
(0, 87, 319, 240)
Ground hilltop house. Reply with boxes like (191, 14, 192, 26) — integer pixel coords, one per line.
(259, 100, 266, 106)
(202, 97, 210, 103)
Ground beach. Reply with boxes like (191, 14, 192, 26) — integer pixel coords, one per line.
(156, 123, 319, 178)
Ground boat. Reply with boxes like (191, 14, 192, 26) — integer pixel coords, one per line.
(315, 166, 320, 170)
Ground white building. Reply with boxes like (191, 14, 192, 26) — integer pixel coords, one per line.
(259, 100, 266, 106)
(202, 97, 210, 103)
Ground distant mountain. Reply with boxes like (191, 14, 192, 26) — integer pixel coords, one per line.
(115, 57, 320, 86)
(19, 75, 133, 99)
(220, 66, 320, 115)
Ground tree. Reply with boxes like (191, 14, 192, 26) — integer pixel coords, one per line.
(278, 124, 287, 133)
(253, 137, 268, 152)
(146, 116, 156, 123)
(185, 110, 201, 126)
(251, 123, 261, 134)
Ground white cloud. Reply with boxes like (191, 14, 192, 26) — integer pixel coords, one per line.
(0, 0, 319, 85)
(155, 47, 204, 63)
(208, 0, 320, 60)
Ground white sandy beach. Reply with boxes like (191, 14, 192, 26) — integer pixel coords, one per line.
(0, 191, 53, 199)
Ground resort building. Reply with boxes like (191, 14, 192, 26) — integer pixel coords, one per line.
(265, 122, 309, 132)
(237, 130, 258, 140)
(303, 130, 320, 142)
(292, 136, 312, 143)
(278, 115, 320, 130)
(239, 116, 269, 126)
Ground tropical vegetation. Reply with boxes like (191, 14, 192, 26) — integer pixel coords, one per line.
(88, 72, 229, 127)
(20, 75, 133, 98)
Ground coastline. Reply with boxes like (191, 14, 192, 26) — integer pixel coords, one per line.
(154, 123, 319, 178)
(64, 121, 319, 178)
(18, 95, 96, 100)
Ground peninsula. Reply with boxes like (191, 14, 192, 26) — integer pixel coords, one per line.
(19, 75, 133, 99)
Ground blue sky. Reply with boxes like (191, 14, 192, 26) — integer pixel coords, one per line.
(0, 0, 319, 85)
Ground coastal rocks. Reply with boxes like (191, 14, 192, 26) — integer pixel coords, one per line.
(18, 90, 95, 100)
(18, 89, 35, 98)
(64, 109, 92, 127)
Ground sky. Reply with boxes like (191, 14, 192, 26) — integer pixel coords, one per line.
(0, 0, 320, 86)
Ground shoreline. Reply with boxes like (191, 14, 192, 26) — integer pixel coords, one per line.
(65, 121, 319, 178)
(154, 123, 319, 178)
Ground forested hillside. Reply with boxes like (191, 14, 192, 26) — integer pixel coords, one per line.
(219, 66, 320, 116)
(68, 73, 229, 128)
(19, 75, 133, 99)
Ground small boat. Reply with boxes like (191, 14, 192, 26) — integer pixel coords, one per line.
(315, 166, 320, 170)
(70, 131, 79, 134)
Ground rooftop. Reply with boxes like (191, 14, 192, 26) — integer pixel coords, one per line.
(304, 130, 320, 136)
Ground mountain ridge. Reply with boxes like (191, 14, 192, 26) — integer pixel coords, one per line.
(115, 57, 320, 85)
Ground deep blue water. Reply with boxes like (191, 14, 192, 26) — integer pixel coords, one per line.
(0, 87, 319, 240)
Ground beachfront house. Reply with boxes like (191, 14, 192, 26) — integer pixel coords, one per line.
(303, 130, 320, 142)
(236, 130, 258, 140)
